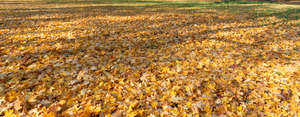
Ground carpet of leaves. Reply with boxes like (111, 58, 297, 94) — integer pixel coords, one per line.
(0, 1, 300, 117)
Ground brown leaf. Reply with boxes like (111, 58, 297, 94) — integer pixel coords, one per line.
(111, 111, 123, 117)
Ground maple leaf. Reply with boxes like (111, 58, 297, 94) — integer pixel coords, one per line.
(4, 109, 16, 117)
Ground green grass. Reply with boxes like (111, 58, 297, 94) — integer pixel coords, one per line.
(43, 0, 300, 20)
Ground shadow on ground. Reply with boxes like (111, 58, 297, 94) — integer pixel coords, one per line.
(0, 0, 299, 116)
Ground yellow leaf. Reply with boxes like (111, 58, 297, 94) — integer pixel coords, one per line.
(151, 101, 158, 108)
(186, 102, 192, 108)
(207, 83, 215, 90)
(58, 100, 66, 105)
(237, 105, 243, 111)
(296, 41, 300, 47)
(234, 76, 242, 83)
(161, 67, 170, 73)
(4, 109, 16, 117)
(127, 111, 137, 117)
(170, 90, 177, 96)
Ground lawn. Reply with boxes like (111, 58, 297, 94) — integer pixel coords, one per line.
(0, 0, 299, 116)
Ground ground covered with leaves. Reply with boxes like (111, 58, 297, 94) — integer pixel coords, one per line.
(0, 0, 300, 116)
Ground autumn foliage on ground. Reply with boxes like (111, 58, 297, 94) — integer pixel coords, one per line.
(0, 0, 299, 116)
